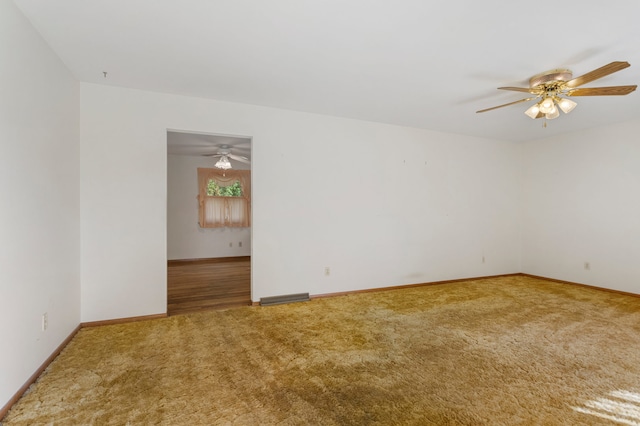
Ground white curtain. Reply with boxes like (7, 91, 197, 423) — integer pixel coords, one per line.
(204, 198, 227, 226)
(226, 198, 247, 224)
(197, 168, 251, 228)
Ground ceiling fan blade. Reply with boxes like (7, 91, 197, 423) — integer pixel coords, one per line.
(476, 97, 536, 113)
(228, 154, 250, 164)
(567, 85, 637, 96)
(498, 86, 538, 94)
(202, 154, 223, 158)
(565, 61, 630, 88)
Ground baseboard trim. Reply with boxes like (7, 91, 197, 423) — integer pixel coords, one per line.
(311, 273, 522, 300)
(521, 273, 640, 298)
(81, 313, 168, 328)
(0, 324, 81, 421)
(168, 256, 250, 267)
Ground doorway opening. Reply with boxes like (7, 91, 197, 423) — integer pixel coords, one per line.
(166, 130, 252, 315)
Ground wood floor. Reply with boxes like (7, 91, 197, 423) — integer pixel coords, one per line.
(167, 257, 251, 315)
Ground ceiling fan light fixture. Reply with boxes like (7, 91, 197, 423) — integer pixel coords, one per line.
(477, 61, 636, 127)
(215, 155, 232, 170)
(524, 103, 540, 119)
(556, 97, 577, 114)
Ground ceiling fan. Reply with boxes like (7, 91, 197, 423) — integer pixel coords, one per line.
(202, 145, 251, 170)
(476, 61, 637, 123)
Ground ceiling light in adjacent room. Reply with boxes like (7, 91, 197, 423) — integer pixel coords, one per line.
(215, 155, 232, 170)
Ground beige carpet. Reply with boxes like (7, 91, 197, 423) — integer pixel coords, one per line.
(4, 275, 640, 425)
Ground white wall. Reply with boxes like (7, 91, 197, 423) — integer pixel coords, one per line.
(80, 82, 521, 321)
(521, 119, 640, 293)
(167, 154, 251, 259)
(0, 0, 80, 410)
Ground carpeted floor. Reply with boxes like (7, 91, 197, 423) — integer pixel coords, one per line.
(4, 275, 640, 425)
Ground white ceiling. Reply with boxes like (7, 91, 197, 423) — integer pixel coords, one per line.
(13, 0, 640, 142)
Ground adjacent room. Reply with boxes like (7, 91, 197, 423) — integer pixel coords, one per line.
(167, 131, 252, 314)
(2, 0, 640, 423)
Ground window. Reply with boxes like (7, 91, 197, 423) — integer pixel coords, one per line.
(197, 168, 250, 228)
(207, 180, 243, 197)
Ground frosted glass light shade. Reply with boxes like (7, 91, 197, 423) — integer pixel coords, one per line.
(557, 97, 577, 114)
(545, 106, 559, 119)
(539, 97, 555, 114)
(524, 103, 540, 119)
(215, 155, 232, 170)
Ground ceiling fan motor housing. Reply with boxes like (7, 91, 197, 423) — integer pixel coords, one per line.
(529, 69, 572, 88)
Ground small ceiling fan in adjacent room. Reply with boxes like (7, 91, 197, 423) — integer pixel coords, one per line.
(476, 61, 637, 125)
(203, 145, 251, 170)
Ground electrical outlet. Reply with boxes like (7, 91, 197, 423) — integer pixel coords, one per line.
(324, 267, 330, 276)
(482, 256, 486, 263)
(229, 242, 233, 247)
(239, 241, 242, 247)
(42, 312, 48, 331)
(584, 262, 590, 271)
